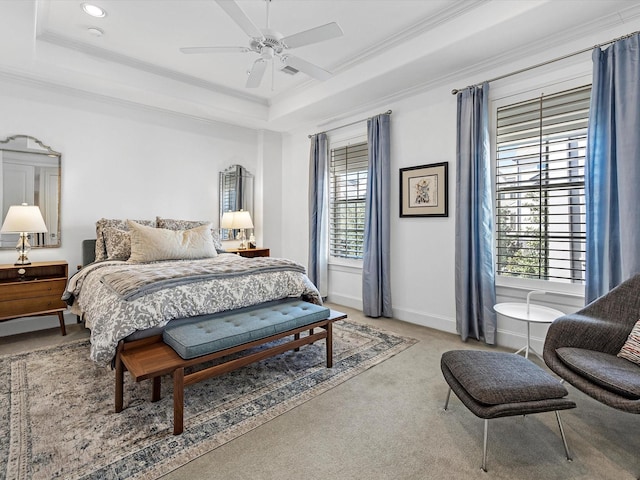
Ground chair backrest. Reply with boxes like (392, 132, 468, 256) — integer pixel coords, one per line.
(582, 273, 640, 331)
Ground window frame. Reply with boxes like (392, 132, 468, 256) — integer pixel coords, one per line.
(490, 76, 590, 297)
(327, 130, 368, 268)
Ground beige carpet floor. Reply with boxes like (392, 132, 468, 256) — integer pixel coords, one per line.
(1, 302, 638, 480)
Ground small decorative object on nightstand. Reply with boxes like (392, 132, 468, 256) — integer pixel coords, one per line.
(0, 261, 69, 335)
(226, 247, 270, 258)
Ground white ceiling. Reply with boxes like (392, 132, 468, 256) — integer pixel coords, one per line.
(1, 0, 640, 131)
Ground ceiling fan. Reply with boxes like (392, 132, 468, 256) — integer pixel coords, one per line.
(180, 0, 344, 88)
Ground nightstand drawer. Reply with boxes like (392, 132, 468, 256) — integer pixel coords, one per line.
(0, 279, 67, 301)
(0, 295, 66, 318)
(0, 260, 69, 334)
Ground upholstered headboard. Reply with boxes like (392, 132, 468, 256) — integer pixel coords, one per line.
(82, 239, 96, 267)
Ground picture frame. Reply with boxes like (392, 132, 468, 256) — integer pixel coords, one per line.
(399, 162, 448, 217)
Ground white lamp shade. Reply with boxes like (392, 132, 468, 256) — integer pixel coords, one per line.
(231, 210, 253, 229)
(1, 204, 48, 233)
(220, 212, 235, 229)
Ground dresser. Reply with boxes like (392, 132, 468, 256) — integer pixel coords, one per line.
(225, 247, 270, 258)
(0, 261, 69, 335)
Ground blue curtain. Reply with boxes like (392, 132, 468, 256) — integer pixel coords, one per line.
(455, 83, 496, 344)
(308, 133, 329, 297)
(362, 113, 392, 317)
(586, 34, 640, 302)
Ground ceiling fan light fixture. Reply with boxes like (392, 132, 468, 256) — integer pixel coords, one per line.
(82, 3, 106, 18)
(260, 46, 275, 60)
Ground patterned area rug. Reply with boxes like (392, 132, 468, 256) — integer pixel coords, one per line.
(1, 320, 416, 480)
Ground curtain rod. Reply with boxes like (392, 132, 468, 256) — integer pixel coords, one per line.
(451, 30, 640, 95)
(308, 110, 392, 139)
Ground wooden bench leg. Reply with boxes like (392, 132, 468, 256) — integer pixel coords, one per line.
(294, 332, 300, 351)
(152, 376, 162, 402)
(115, 348, 124, 413)
(326, 322, 333, 368)
(173, 367, 185, 435)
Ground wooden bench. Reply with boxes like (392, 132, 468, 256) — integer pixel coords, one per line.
(114, 300, 346, 434)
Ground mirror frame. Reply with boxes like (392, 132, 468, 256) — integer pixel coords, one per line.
(0, 135, 62, 249)
(219, 164, 254, 241)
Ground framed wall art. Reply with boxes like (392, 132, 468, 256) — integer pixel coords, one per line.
(399, 162, 448, 217)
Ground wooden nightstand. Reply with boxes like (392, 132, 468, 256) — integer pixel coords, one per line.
(0, 261, 69, 335)
(225, 247, 270, 258)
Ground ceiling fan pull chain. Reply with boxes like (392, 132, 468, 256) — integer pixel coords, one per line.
(266, 0, 271, 29)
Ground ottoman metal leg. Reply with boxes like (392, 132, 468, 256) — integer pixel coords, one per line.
(444, 387, 452, 410)
(555, 411, 572, 461)
(482, 419, 488, 472)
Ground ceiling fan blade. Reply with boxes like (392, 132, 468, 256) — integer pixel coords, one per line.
(180, 46, 249, 54)
(282, 22, 343, 49)
(214, 0, 264, 40)
(282, 55, 332, 81)
(246, 59, 267, 88)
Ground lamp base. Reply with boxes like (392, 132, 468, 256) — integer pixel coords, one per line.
(238, 229, 248, 250)
(15, 232, 31, 265)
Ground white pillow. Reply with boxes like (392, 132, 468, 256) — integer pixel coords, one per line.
(127, 220, 217, 263)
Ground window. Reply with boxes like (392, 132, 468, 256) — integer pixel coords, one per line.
(495, 85, 590, 283)
(329, 141, 368, 259)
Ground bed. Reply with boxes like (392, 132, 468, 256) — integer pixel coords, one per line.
(65, 217, 322, 366)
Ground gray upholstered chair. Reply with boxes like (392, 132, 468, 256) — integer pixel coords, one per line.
(543, 274, 640, 413)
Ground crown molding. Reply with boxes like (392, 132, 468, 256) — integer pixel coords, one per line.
(36, 30, 269, 107)
(0, 67, 265, 133)
(270, 0, 488, 105)
(301, 4, 640, 133)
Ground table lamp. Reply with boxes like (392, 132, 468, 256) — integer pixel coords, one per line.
(220, 212, 235, 228)
(0, 203, 48, 265)
(231, 210, 253, 249)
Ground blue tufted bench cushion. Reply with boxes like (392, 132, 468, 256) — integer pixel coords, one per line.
(163, 298, 331, 359)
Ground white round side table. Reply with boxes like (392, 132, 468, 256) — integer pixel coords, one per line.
(493, 302, 564, 360)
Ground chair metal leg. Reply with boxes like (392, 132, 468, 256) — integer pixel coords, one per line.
(482, 419, 488, 472)
(444, 387, 452, 410)
(555, 411, 572, 461)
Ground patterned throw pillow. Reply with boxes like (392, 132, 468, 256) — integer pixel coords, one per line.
(102, 227, 131, 261)
(617, 319, 640, 366)
(94, 218, 155, 261)
(156, 217, 223, 251)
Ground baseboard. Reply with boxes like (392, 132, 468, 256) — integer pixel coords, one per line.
(327, 293, 362, 311)
(326, 296, 548, 354)
(392, 306, 458, 334)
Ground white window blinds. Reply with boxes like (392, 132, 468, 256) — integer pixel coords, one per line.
(495, 85, 590, 283)
(329, 141, 368, 259)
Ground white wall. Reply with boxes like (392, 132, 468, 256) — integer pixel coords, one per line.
(279, 25, 638, 353)
(283, 87, 460, 334)
(0, 78, 274, 335)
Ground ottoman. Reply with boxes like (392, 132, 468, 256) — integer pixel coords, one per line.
(441, 350, 576, 472)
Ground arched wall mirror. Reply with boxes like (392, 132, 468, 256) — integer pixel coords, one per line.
(219, 164, 254, 241)
(0, 135, 61, 249)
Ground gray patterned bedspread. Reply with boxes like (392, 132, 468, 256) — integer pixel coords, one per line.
(66, 254, 322, 365)
(101, 256, 306, 300)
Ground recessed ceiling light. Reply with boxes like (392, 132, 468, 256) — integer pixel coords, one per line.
(82, 3, 106, 18)
(87, 27, 104, 37)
